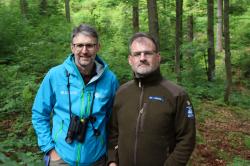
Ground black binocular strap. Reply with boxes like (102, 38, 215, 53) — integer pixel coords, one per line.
(89, 83, 100, 136)
(66, 70, 72, 118)
(66, 70, 99, 136)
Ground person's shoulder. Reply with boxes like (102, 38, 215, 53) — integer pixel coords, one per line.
(105, 68, 117, 78)
(45, 63, 65, 78)
(116, 80, 134, 93)
(49, 63, 64, 73)
(160, 78, 187, 96)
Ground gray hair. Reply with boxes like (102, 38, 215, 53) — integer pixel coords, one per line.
(71, 24, 99, 43)
(129, 32, 159, 53)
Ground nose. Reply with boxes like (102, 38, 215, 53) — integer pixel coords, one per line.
(80, 46, 88, 53)
(139, 53, 147, 61)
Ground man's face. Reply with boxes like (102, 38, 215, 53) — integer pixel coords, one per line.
(128, 37, 161, 76)
(71, 33, 99, 69)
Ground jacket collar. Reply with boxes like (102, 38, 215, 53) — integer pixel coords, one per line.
(64, 54, 107, 84)
(134, 68, 163, 87)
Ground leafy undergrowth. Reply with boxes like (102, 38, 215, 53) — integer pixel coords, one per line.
(189, 100, 250, 166)
(0, 112, 43, 166)
(0, 100, 249, 165)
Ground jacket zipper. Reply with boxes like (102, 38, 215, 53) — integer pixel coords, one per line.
(76, 92, 91, 165)
(134, 80, 144, 166)
(75, 91, 84, 165)
(86, 92, 91, 115)
(54, 120, 64, 142)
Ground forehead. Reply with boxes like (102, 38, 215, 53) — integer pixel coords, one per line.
(72, 33, 97, 43)
(131, 37, 156, 51)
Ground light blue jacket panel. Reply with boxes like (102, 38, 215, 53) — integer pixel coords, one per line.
(32, 54, 119, 165)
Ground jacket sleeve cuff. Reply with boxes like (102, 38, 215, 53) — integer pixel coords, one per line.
(164, 156, 186, 166)
(42, 142, 55, 154)
(107, 148, 118, 165)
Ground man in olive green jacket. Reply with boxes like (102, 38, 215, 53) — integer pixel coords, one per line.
(107, 32, 196, 166)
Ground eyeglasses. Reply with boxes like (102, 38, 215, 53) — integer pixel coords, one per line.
(73, 43, 97, 51)
(130, 51, 156, 57)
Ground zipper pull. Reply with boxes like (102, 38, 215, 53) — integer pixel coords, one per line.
(139, 81, 141, 88)
(139, 108, 144, 114)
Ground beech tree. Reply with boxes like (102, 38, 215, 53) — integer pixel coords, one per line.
(207, 0, 216, 81)
(20, 0, 28, 18)
(186, 0, 194, 58)
(224, 0, 232, 103)
(175, 0, 183, 83)
(216, 0, 223, 52)
(39, 0, 47, 15)
(132, 0, 139, 33)
(147, 0, 159, 46)
(65, 0, 70, 22)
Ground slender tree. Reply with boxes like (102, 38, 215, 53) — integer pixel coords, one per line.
(132, 0, 139, 33)
(20, 0, 28, 18)
(187, 15, 194, 43)
(175, 0, 183, 83)
(147, 0, 159, 46)
(224, 0, 232, 103)
(207, 0, 216, 81)
(187, 0, 194, 58)
(65, 0, 70, 22)
(216, 0, 223, 52)
(39, 0, 48, 15)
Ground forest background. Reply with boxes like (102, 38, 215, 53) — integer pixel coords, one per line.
(0, 0, 250, 165)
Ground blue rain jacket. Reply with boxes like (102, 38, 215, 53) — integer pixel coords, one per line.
(32, 54, 119, 165)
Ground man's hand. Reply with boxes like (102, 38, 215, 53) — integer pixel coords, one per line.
(108, 162, 118, 166)
(49, 149, 61, 161)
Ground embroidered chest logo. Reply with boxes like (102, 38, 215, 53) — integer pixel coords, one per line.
(60, 90, 78, 95)
(148, 96, 164, 102)
(185, 100, 194, 118)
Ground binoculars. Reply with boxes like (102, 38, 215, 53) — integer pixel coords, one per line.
(65, 114, 88, 144)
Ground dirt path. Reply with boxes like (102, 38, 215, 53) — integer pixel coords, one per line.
(189, 101, 250, 165)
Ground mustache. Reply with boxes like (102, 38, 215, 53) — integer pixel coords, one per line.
(138, 60, 150, 66)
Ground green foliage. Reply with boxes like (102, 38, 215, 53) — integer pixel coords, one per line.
(229, 3, 248, 16)
(244, 136, 250, 149)
(229, 91, 250, 109)
(0, 0, 250, 165)
(0, 115, 43, 165)
(228, 157, 250, 166)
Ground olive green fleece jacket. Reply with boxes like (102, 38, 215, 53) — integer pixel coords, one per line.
(108, 69, 196, 166)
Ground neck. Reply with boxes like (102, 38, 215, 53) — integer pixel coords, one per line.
(77, 63, 94, 76)
(134, 68, 162, 85)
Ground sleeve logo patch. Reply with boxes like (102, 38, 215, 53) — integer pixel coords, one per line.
(185, 100, 194, 118)
(149, 96, 164, 102)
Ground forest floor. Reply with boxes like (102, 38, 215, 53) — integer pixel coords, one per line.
(0, 100, 250, 165)
(189, 100, 250, 166)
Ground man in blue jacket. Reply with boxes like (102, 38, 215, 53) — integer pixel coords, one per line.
(32, 24, 119, 166)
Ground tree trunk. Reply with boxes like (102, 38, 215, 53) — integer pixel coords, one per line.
(207, 0, 216, 81)
(175, 0, 183, 83)
(147, 0, 159, 46)
(133, 0, 139, 33)
(216, 0, 223, 52)
(187, 15, 194, 42)
(187, 14, 194, 58)
(65, 0, 70, 22)
(224, 0, 232, 103)
(39, 0, 48, 15)
(20, 0, 28, 18)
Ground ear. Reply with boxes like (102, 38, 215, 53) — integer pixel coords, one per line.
(157, 53, 161, 63)
(128, 55, 132, 66)
(71, 43, 74, 53)
(96, 43, 101, 51)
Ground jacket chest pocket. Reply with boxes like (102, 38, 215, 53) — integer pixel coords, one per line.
(55, 85, 81, 112)
(140, 98, 175, 134)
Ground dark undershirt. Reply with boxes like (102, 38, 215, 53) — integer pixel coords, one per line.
(81, 64, 97, 85)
